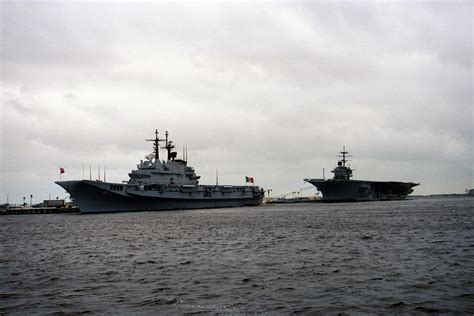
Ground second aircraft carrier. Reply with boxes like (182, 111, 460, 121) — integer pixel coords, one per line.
(305, 147, 419, 202)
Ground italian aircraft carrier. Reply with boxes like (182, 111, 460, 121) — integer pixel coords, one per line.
(56, 130, 264, 213)
(304, 147, 419, 202)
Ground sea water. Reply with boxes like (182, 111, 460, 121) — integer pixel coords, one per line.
(1, 196, 473, 314)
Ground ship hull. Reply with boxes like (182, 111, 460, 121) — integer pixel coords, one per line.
(56, 180, 264, 214)
(304, 179, 418, 202)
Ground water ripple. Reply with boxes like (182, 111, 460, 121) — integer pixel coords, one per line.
(1, 196, 473, 314)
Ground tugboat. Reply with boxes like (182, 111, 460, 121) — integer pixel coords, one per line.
(304, 147, 419, 202)
(56, 130, 264, 213)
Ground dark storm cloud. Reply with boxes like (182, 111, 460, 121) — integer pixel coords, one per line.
(0, 1, 472, 202)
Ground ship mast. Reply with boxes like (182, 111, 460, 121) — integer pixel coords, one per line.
(161, 130, 176, 161)
(146, 129, 164, 161)
(339, 145, 350, 167)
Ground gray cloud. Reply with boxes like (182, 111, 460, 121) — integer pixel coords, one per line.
(1, 1, 472, 203)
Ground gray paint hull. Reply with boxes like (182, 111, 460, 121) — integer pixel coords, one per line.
(56, 180, 263, 214)
(305, 179, 418, 202)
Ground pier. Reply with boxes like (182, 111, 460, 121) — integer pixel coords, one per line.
(1, 206, 79, 215)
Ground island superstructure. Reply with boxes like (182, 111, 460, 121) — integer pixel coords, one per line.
(56, 130, 264, 213)
(304, 147, 419, 202)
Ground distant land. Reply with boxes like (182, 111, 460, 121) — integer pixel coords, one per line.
(412, 192, 474, 198)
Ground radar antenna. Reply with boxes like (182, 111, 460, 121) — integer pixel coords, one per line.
(332, 146, 354, 180)
(338, 145, 351, 167)
(146, 129, 165, 161)
(161, 131, 177, 160)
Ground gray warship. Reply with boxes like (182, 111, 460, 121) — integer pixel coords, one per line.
(56, 130, 264, 213)
(304, 147, 419, 202)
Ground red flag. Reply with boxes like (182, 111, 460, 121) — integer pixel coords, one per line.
(60, 167, 65, 174)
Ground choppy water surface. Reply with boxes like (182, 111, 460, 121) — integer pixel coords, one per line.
(1, 196, 473, 314)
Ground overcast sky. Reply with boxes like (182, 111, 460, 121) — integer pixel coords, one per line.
(1, 1, 472, 203)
